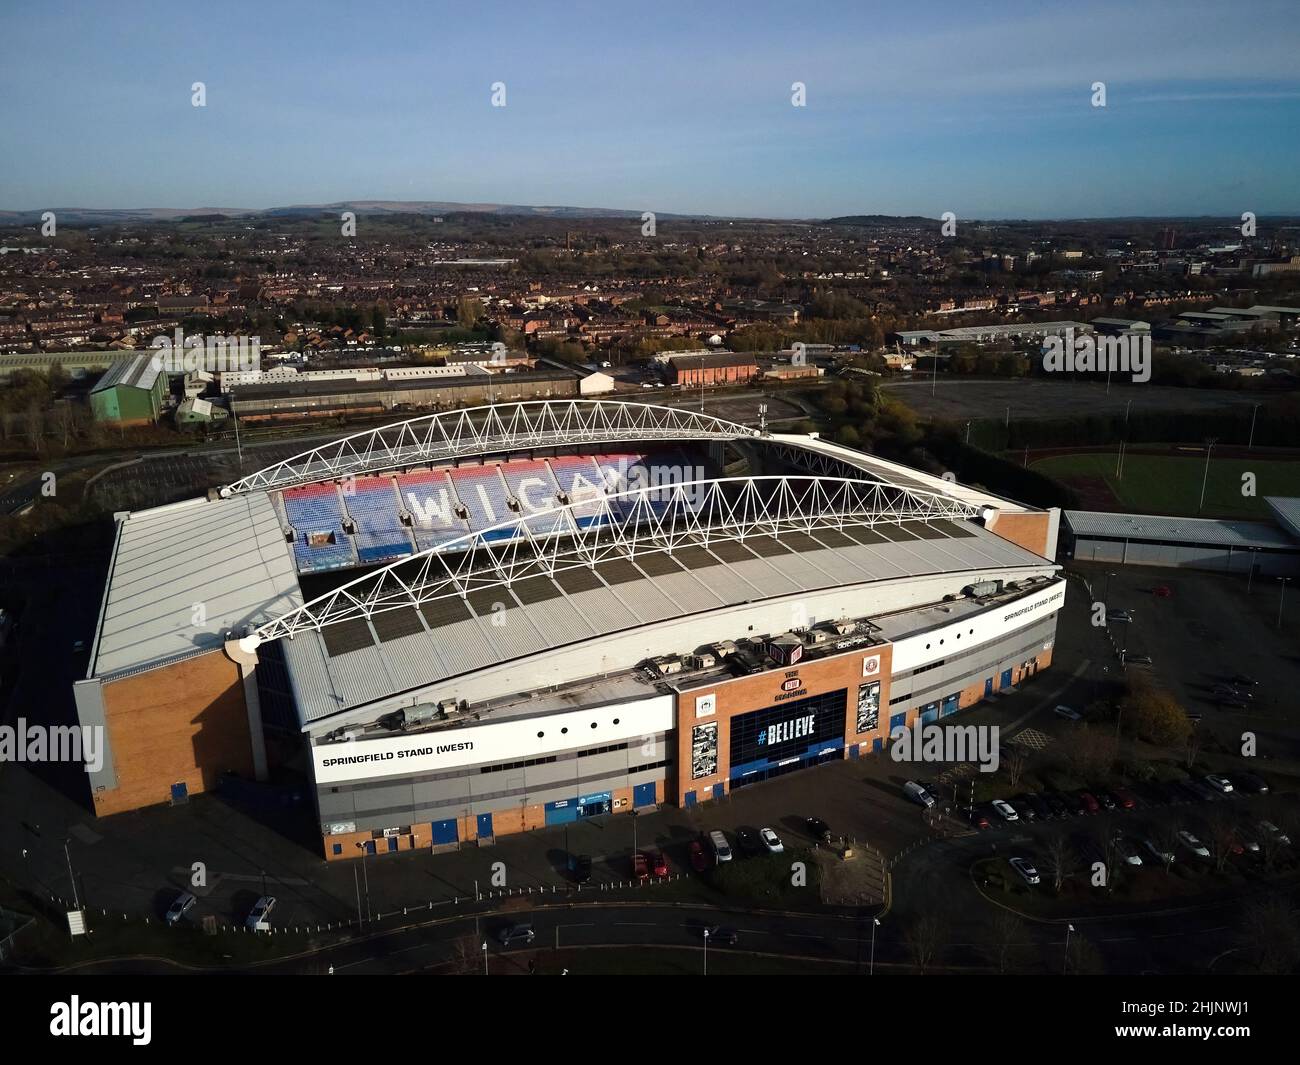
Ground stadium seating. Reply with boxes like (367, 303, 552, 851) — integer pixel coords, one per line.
(448, 465, 518, 541)
(395, 469, 474, 551)
(346, 475, 415, 564)
(498, 459, 575, 538)
(281, 483, 357, 571)
(546, 456, 611, 528)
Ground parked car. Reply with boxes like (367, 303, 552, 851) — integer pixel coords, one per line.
(1186, 779, 1222, 802)
(708, 830, 732, 863)
(1231, 831, 1261, 854)
(1012, 795, 1038, 821)
(703, 925, 739, 946)
(245, 896, 276, 933)
(1178, 830, 1211, 858)
(805, 817, 832, 842)
(1142, 838, 1176, 864)
(736, 827, 762, 857)
(1044, 792, 1070, 818)
(992, 799, 1019, 822)
(1108, 609, 1133, 623)
(966, 806, 991, 830)
(632, 852, 650, 880)
(1230, 673, 1259, 687)
(1078, 791, 1100, 815)
(688, 839, 708, 872)
(568, 854, 593, 883)
(1054, 704, 1082, 721)
(651, 850, 669, 877)
(1114, 836, 1143, 866)
(1095, 790, 1117, 811)
(496, 922, 535, 947)
(1152, 585, 1173, 598)
(1024, 793, 1052, 820)
(1234, 771, 1270, 794)
(1205, 774, 1234, 794)
(1009, 857, 1040, 885)
(1112, 787, 1138, 810)
(164, 891, 196, 927)
(1258, 820, 1292, 846)
(1127, 653, 1154, 666)
(904, 780, 936, 808)
(759, 827, 784, 854)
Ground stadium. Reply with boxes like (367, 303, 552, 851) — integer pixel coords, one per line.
(72, 400, 1066, 860)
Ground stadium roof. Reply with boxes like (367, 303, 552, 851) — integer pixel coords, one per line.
(89, 493, 302, 679)
(1264, 497, 1300, 541)
(1063, 510, 1297, 551)
(90, 352, 163, 393)
(280, 516, 1053, 728)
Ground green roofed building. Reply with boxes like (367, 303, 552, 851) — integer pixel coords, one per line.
(90, 353, 169, 426)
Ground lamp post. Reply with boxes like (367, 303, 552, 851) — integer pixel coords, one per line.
(1248, 403, 1260, 450)
(482, 939, 489, 976)
(869, 916, 881, 975)
(702, 927, 710, 976)
(1247, 548, 1258, 594)
(1279, 577, 1292, 630)
(1197, 438, 1217, 513)
(1063, 923, 1075, 974)
(63, 839, 80, 910)
(354, 842, 372, 924)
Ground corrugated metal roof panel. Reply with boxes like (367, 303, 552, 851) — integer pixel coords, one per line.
(1064, 509, 1294, 549)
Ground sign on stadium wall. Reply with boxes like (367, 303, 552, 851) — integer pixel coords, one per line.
(312, 694, 675, 785)
(890, 579, 1066, 673)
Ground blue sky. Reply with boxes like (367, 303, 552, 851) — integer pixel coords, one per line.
(1, 0, 1298, 218)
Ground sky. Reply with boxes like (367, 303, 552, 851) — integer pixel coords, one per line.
(1, 0, 1298, 219)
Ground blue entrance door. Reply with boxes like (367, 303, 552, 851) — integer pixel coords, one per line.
(633, 781, 657, 808)
(684, 790, 697, 807)
(712, 783, 725, 800)
(1001, 668, 1013, 688)
(984, 677, 994, 697)
(477, 813, 493, 838)
(429, 819, 458, 845)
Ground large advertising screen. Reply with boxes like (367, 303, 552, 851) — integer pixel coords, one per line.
(729, 689, 846, 767)
(856, 680, 880, 733)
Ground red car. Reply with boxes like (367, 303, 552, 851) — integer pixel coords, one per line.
(632, 852, 649, 880)
(1112, 788, 1137, 810)
(651, 850, 668, 877)
(1078, 791, 1100, 814)
(1153, 585, 1173, 598)
(688, 840, 708, 872)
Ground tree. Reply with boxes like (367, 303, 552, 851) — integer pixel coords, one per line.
(1238, 898, 1300, 974)
(1045, 831, 1077, 894)
(903, 914, 946, 975)
(1119, 677, 1191, 747)
(987, 909, 1024, 974)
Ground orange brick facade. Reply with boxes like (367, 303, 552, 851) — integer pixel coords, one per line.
(672, 643, 894, 805)
(92, 649, 254, 816)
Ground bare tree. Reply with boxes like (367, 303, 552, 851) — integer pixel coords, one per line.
(987, 909, 1024, 974)
(1045, 830, 1077, 894)
(1004, 746, 1027, 791)
(1204, 808, 1239, 873)
(904, 914, 947, 975)
(1152, 824, 1180, 874)
(446, 932, 482, 975)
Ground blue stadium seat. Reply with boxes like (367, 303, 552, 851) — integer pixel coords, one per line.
(395, 470, 474, 551)
(499, 459, 575, 538)
(346, 475, 414, 564)
(280, 483, 357, 572)
(546, 456, 611, 529)
(448, 466, 518, 541)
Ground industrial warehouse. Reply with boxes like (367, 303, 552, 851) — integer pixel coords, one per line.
(72, 399, 1065, 860)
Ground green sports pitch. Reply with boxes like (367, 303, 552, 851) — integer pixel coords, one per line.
(1028, 450, 1300, 519)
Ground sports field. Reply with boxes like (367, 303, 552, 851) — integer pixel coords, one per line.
(1029, 450, 1300, 518)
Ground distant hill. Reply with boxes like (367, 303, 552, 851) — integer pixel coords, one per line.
(0, 199, 721, 225)
(822, 214, 936, 227)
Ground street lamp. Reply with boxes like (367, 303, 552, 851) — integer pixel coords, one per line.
(482, 940, 489, 976)
(702, 927, 710, 976)
(1248, 403, 1260, 451)
(870, 917, 881, 975)
(1197, 438, 1217, 513)
(1063, 923, 1075, 974)
(1278, 577, 1292, 630)
(63, 839, 80, 911)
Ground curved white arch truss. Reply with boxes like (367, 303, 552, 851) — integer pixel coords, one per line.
(220, 400, 762, 496)
(241, 474, 981, 649)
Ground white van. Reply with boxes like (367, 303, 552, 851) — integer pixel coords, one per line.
(708, 830, 733, 863)
(904, 780, 936, 808)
